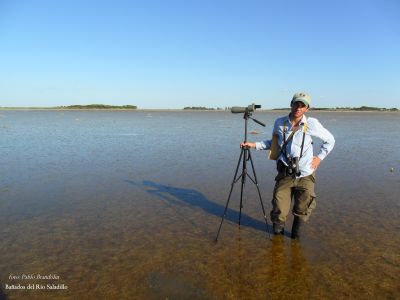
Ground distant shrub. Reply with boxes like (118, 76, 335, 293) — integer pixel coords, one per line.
(183, 106, 215, 110)
(62, 104, 137, 109)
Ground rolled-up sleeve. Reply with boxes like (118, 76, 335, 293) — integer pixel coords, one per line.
(256, 140, 272, 150)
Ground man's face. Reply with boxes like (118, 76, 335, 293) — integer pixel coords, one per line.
(291, 101, 309, 119)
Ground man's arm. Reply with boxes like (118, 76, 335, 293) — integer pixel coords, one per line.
(240, 141, 272, 149)
(308, 118, 335, 169)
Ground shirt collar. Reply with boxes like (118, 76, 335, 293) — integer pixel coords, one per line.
(286, 114, 307, 126)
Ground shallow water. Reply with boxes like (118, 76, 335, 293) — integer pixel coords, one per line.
(0, 110, 399, 299)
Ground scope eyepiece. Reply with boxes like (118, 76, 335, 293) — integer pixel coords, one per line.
(231, 103, 261, 114)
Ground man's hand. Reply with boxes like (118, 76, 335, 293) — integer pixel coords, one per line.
(311, 156, 321, 170)
(240, 142, 256, 149)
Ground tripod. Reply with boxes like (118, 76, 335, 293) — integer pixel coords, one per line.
(215, 109, 271, 241)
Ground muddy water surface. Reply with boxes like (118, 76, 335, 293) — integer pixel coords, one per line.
(0, 110, 399, 299)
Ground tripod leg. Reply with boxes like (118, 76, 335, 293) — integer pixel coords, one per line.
(238, 148, 248, 226)
(247, 150, 272, 239)
(215, 148, 244, 242)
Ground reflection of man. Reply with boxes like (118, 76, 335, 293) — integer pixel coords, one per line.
(241, 92, 335, 239)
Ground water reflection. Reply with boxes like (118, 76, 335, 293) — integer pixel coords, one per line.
(266, 238, 311, 298)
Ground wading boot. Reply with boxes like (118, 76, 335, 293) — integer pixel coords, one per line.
(291, 216, 304, 240)
(273, 223, 285, 235)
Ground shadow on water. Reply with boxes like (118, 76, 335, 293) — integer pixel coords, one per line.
(125, 180, 272, 233)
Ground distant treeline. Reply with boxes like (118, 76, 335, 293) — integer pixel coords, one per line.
(183, 106, 399, 111)
(183, 106, 227, 110)
(273, 106, 398, 111)
(337, 106, 398, 111)
(1, 105, 398, 111)
(57, 104, 137, 109)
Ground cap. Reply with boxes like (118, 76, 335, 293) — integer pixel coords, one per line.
(291, 92, 311, 107)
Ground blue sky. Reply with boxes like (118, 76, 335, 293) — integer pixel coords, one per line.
(0, 0, 399, 109)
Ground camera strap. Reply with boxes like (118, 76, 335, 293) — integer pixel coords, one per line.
(299, 123, 307, 158)
(282, 120, 307, 159)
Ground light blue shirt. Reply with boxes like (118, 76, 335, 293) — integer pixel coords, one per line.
(255, 114, 335, 177)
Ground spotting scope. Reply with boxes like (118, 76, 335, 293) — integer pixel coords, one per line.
(231, 104, 261, 114)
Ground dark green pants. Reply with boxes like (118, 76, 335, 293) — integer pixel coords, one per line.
(270, 172, 317, 224)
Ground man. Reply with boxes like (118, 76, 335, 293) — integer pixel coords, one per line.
(241, 92, 335, 239)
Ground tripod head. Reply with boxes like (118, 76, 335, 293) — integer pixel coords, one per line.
(231, 103, 266, 142)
